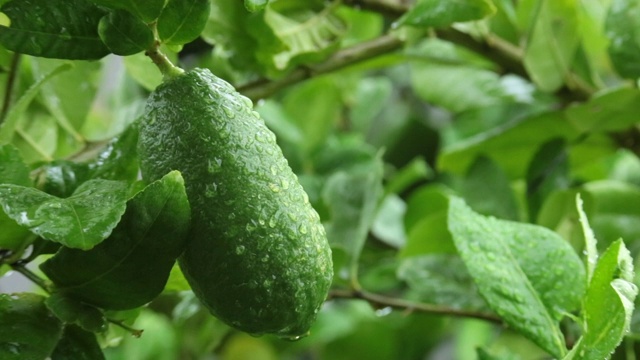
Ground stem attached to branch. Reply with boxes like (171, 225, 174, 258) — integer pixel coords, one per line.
(11, 263, 51, 293)
(145, 46, 184, 80)
(329, 288, 502, 324)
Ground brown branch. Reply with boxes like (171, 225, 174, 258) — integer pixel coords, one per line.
(238, 34, 404, 101)
(329, 288, 503, 324)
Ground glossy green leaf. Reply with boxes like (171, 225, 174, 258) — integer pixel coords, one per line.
(0, 293, 63, 360)
(0, 0, 109, 60)
(459, 156, 519, 220)
(87, 0, 166, 23)
(522, 0, 580, 91)
(398, 0, 496, 28)
(88, 122, 140, 182)
(98, 10, 154, 56)
(0, 63, 71, 145)
(565, 88, 640, 133)
(0, 179, 129, 250)
(398, 254, 489, 312)
(448, 197, 586, 357)
(605, 0, 640, 78)
(566, 240, 637, 360)
(45, 293, 107, 333)
(323, 155, 384, 267)
(157, 0, 210, 46)
(50, 325, 105, 360)
(35, 161, 92, 198)
(40, 171, 191, 310)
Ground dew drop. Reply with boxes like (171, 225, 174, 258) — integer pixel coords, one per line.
(280, 179, 290, 190)
(222, 106, 236, 119)
(268, 216, 277, 228)
(205, 183, 218, 198)
(299, 224, 308, 234)
(207, 158, 223, 173)
(235, 245, 245, 255)
(269, 183, 281, 193)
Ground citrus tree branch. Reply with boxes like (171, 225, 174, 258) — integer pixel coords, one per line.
(238, 34, 404, 101)
(0, 53, 21, 125)
(329, 288, 502, 324)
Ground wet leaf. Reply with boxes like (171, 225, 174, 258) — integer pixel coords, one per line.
(98, 10, 154, 55)
(398, 0, 496, 28)
(157, 0, 210, 46)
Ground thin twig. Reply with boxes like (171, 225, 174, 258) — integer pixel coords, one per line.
(238, 34, 404, 101)
(10, 264, 51, 293)
(329, 288, 503, 324)
(107, 318, 144, 338)
(0, 53, 21, 125)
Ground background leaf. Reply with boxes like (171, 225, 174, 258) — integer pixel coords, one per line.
(448, 197, 585, 357)
(0, 144, 32, 251)
(398, 0, 496, 28)
(605, 0, 640, 78)
(45, 293, 106, 333)
(40, 171, 191, 310)
(50, 325, 105, 360)
(0, 293, 63, 360)
(0, 0, 109, 59)
(0, 179, 129, 249)
(157, 0, 210, 46)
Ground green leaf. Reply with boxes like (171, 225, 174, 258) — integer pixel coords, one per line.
(398, 254, 489, 311)
(566, 240, 637, 360)
(87, 122, 139, 182)
(525, 138, 569, 220)
(35, 161, 92, 198)
(522, 0, 580, 91)
(253, 2, 347, 71)
(157, 0, 210, 46)
(0, 293, 63, 360)
(87, 0, 166, 23)
(371, 194, 407, 249)
(459, 156, 519, 220)
(323, 155, 384, 268)
(385, 156, 433, 195)
(40, 171, 191, 310)
(565, 88, 640, 133)
(0, 144, 30, 186)
(398, 0, 497, 28)
(98, 10, 154, 56)
(0, 0, 109, 60)
(45, 293, 107, 333)
(50, 325, 105, 360)
(448, 197, 586, 358)
(605, 0, 640, 78)
(245, 0, 269, 12)
(0, 63, 71, 145)
(0, 179, 129, 250)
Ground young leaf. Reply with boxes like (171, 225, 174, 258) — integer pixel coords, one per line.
(45, 293, 107, 333)
(448, 197, 586, 358)
(0, 293, 64, 360)
(157, 0, 210, 46)
(50, 325, 105, 360)
(0, 63, 71, 145)
(0, 179, 129, 250)
(88, 0, 166, 23)
(605, 0, 640, 78)
(566, 240, 637, 360)
(0, 0, 109, 60)
(576, 194, 598, 282)
(40, 171, 191, 310)
(398, 0, 496, 28)
(98, 10, 154, 56)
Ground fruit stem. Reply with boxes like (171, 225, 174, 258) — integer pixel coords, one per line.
(145, 46, 184, 80)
